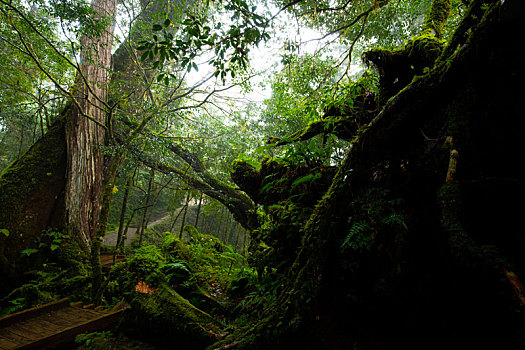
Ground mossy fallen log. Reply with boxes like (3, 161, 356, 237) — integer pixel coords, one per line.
(121, 283, 223, 349)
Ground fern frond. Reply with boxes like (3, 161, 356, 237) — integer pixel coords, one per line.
(340, 221, 371, 250)
(381, 212, 407, 229)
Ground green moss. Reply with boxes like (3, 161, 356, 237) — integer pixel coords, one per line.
(184, 225, 227, 253)
(0, 284, 50, 316)
(121, 283, 222, 349)
(363, 34, 445, 105)
(161, 233, 191, 260)
(0, 115, 68, 284)
(113, 245, 166, 293)
(421, 0, 453, 38)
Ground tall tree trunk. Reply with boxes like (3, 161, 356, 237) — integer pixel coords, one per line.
(194, 192, 203, 228)
(138, 168, 155, 246)
(169, 203, 185, 233)
(115, 167, 135, 254)
(65, 0, 116, 250)
(0, 0, 116, 286)
(179, 192, 191, 239)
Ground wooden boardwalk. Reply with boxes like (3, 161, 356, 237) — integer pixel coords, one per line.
(100, 253, 126, 272)
(0, 298, 127, 349)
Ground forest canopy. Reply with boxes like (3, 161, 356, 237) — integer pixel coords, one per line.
(0, 0, 524, 349)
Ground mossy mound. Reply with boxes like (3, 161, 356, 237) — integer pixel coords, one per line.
(363, 34, 445, 105)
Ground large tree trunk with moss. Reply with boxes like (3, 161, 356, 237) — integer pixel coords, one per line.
(218, 0, 525, 348)
(0, 0, 116, 287)
(0, 117, 67, 289)
(65, 0, 116, 250)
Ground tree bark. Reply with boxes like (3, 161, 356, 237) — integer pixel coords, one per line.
(138, 168, 155, 246)
(65, 0, 116, 250)
(115, 168, 135, 254)
(194, 192, 203, 228)
(179, 192, 191, 239)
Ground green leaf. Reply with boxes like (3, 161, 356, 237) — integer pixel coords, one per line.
(291, 173, 322, 188)
(152, 24, 163, 31)
(163, 18, 171, 28)
(0, 228, 8, 237)
(20, 248, 39, 257)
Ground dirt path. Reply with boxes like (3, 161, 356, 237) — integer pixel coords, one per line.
(102, 215, 171, 246)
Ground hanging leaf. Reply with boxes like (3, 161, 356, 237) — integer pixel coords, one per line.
(140, 50, 149, 62)
(291, 173, 322, 188)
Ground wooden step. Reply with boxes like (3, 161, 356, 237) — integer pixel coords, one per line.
(0, 298, 128, 350)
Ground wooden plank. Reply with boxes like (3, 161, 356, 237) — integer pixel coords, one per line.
(67, 306, 104, 317)
(68, 305, 108, 318)
(11, 310, 125, 350)
(82, 308, 108, 316)
(0, 299, 70, 328)
(17, 317, 63, 336)
(6, 325, 40, 341)
(0, 329, 31, 345)
(31, 320, 63, 334)
(0, 329, 22, 344)
(0, 335, 19, 349)
(52, 309, 94, 323)
(0, 298, 128, 350)
(38, 316, 78, 329)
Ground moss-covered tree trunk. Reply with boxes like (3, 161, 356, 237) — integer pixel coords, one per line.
(0, 116, 67, 290)
(217, 0, 525, 348)
(0, 0, 116, 288)
(65, 0, 116, 250)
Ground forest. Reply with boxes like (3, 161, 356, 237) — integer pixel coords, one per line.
(0, 0, 523, 348)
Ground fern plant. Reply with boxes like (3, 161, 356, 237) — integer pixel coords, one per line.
(380, 212, 407, 230)
(340, 220, 373, 253)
